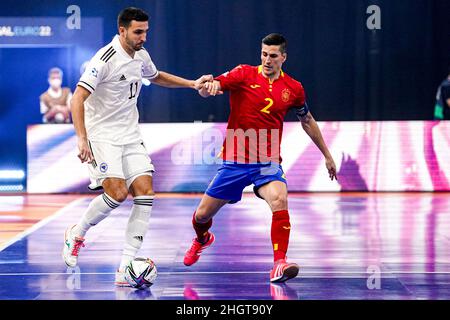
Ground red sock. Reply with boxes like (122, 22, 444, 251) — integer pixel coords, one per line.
(271, 210, 291, 262)
(192, 211, 212, 244)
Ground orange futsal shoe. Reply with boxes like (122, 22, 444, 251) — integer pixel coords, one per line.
(270, 258, 299, 283)
(183, 232, 215, 266)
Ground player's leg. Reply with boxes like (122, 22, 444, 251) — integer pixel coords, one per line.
(115, 142, 155, 285)
(76, 178, 128, 235)
(183, 194, 229, 266)
(257, 180, 290, 259)
(253, 165, 299, 282)
(184, 163, 250, 266)
(194, 193, 228, 239)
(63, 142, 127, 268)
(119, 174, 155, 271)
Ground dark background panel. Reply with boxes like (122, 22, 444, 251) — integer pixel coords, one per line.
(1, 0, 448, 122)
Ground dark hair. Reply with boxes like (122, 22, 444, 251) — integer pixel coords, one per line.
(117, 7, 149, 29)
(262, 33, 287, 54)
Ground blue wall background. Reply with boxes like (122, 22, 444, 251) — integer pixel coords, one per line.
(0, 14, 103, 187)
(0, 0, 449, 189)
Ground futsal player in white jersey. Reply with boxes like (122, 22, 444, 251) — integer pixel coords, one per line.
(62, 7, 212, 286)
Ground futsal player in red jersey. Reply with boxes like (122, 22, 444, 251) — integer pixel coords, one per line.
(184, 33, 337, 282)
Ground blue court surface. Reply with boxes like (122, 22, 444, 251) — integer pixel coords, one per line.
(1, 193, 450, 300)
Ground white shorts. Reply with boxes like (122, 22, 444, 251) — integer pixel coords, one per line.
(87, 140, 155, 190)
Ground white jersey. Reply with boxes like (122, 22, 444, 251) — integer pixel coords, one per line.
(78, 35, 159, 145)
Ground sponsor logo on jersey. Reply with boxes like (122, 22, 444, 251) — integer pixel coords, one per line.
(91, 67, 98, 78)
(250, 84, 261, 89)
(281, 88, 291, 102)
(100, 162, 108, 173)
(119, 74, 126, 81)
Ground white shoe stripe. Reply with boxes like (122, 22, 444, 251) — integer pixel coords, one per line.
(276, 264, 283, 277)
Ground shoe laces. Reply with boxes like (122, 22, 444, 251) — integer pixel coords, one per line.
(71, 237, 85, 256)
(187, 238, 203, 254)
(272, 259, 288, 274)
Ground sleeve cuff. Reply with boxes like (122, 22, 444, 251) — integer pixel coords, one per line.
(144, 70, 159, 80)
(78, 81, 95, 93)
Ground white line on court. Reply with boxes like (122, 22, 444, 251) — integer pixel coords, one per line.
(0, 197, 87, 253)
(1, 271, 450, 276)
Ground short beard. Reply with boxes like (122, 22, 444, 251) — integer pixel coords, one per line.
(125, 33, 141, 52)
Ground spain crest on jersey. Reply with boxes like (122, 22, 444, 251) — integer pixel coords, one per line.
(281, 88, 291, 102)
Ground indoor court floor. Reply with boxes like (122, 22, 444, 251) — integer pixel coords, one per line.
(0, 192, 449, 300)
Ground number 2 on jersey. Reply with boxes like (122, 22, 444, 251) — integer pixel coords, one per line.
(260, 98, 273, 114)
(129, 82, 138, 99)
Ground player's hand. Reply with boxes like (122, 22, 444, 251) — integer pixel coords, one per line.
(77, 138, 94, 164)
(198, 85, 211, 98)
(204, 81, 223, 96)
(325, 157, 337, 181)
(194, 74, 214, 91)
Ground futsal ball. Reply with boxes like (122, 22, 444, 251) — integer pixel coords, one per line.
(124, 257, 157, 289)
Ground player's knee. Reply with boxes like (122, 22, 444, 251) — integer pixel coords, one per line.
(131, 181, 155, 198)
(270, 194, 288, 211)
(141, 189, 155, 197)
(195, 208, 213, 223)
(109, 188, 129, 203)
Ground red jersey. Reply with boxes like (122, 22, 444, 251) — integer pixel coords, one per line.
(216, 64, 306, 163)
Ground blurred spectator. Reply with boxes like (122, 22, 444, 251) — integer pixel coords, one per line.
(434, 68, 450, 120)
(39, 67, 72, 123)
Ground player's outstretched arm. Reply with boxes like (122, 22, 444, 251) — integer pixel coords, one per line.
(299, 111, 337, 181)
(151, 71, 213, 90)
(71, 86, 94, 164)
